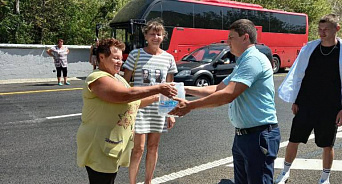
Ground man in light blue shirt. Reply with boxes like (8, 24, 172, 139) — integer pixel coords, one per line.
(169, 19, 280, 184)
(224, 46, 277, 128)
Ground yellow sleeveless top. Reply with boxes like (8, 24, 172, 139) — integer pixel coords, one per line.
(77, 70, 140, 173)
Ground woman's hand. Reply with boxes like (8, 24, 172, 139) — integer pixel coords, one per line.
(159, 83, 177, 98)
(167, 116, 176, 129)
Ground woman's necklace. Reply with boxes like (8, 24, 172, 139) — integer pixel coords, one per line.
(320, 43, 337, 56)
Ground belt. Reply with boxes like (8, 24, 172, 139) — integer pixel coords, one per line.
(235, 124, 278, 136)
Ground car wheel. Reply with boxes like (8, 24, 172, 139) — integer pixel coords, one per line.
(195, 76, 211, 87)
(273, 57, 280, 74)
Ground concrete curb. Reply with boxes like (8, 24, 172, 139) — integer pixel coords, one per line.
(0, 77, 83, 85)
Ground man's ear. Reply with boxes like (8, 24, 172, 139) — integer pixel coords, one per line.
(336, 25, 341, 32)
(243, 34, 250, 43)
(99, 54, 105, 60)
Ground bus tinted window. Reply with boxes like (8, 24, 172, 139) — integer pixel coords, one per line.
(162, 1, 193, 27)
(194, 4, 223, 29)
(270, 13, 288, 33)
(239, 9, 248, 19)
(223, 8, 233, 29)
(259, 11, 270, 32)
(223, 8, 248, 29)
(248, 10, 270, 32)
(289, 15, 306, 34)
(270, 13, 306, 34)
(146, 2, 161, 21)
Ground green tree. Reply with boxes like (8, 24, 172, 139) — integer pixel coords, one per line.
(0, 0, 124, 44)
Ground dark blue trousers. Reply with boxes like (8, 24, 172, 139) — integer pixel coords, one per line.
(232, 127, 280, 184)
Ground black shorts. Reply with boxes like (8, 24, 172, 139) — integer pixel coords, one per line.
(289, 106, 338, 147)
(86, 166, 117, 184)
(56, 67, 67, 78)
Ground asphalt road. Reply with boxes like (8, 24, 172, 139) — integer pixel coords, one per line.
(0, 73, 341, 184)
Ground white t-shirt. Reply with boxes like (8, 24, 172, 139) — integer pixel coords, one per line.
(122, 48, 178, 133)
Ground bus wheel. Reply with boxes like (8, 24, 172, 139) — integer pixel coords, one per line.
(273, 57, 280, 74)
(195, 76, 211, 87)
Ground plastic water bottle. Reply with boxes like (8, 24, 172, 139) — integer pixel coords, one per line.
(158, 82, 185, 117)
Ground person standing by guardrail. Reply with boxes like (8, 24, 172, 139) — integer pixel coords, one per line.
(89, 38, 99, 70)
(46, 38, 70, 86)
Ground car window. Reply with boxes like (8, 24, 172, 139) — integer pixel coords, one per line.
(192, 49, 205, 61)
(182, 47, 222, 63)
(219, 51, 236, 64)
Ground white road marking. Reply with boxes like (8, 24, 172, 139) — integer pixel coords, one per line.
(138, 157, 234, 184)
(46, 113, 81, 119)
(44, 113, 342, 183)
(273, 158, 342, 171)
(142, 127, 342, 184)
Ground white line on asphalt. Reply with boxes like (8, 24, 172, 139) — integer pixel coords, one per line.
(43, 113, 342, 183)
(273, 158, 342, 171)
(141, 127, 342, 184)
(46, 113, 81, 119)
(138, 157, 234, 184)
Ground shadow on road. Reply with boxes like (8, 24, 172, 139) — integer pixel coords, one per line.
(30, 83, 57, 86)
(77, 77, 86, 80)
(218, 179, 234, 184)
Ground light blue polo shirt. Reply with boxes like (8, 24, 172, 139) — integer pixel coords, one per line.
(223, 46, 277, 128)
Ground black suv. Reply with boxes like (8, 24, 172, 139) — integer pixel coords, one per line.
(174, 43, 273, 86)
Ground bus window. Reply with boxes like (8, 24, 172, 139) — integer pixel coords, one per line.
(114, 28, 131, 54)
(289, 15, 306, 34)
(270, 13, 289, 33)
(247, 10, 270, 32)
(194, 4, 223, 29)
(162, 1, 193, 27)
(223, 7, 248, 29)
(259, 11, 270, 32)
(223, 7, 234, 29)
(146, 2, 161, 21)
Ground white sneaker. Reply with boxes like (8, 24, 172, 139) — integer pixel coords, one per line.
(318, 178, 330, 184)
(274, 171, 290, 184)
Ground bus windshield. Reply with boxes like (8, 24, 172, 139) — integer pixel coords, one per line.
(112, 20, 146, 55)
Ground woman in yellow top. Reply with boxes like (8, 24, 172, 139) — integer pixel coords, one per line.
(76, 38, 177, 184)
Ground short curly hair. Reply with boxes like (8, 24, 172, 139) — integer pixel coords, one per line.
(319, 14, 340, 28)
(96, 38, 125, 62)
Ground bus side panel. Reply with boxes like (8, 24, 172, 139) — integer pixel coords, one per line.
(260, 32, 307, 68)
(166, 28, 229, 62)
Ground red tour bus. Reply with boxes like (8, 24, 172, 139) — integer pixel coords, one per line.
(110, 0, 308, 73)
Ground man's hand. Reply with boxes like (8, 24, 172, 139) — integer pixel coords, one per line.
(159, 83, 177, 98)
(292, 103, 299, 115)
(167, 116, 176, 129)
(168, 97, 191, 117)
(336, 110, 342, 126)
